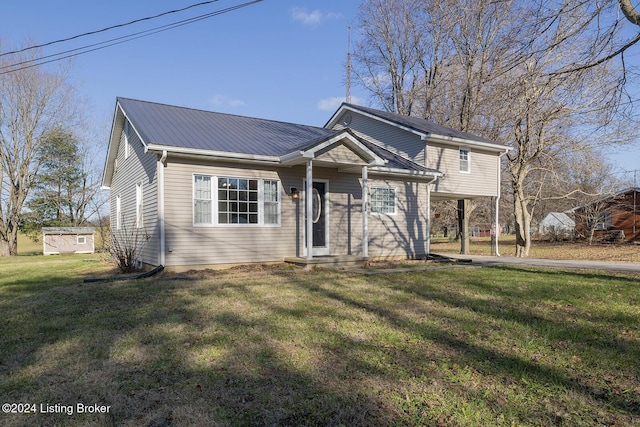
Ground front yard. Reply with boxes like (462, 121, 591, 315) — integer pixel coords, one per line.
(0, 255, 638, 426)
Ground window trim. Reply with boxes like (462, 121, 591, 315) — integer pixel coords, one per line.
(459, 148, 471, 173)
(370, 186, 397, 215)
(77, 235, 86, 245)
(124, 120, 130, 159)
(136, 183, 143, 228)
(192, 174, 281, 227)
(116, 195, 122, 231)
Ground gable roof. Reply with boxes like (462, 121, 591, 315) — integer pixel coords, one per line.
(103, 98, 444, 188)
(326, 103, 509, 151)
(117, 97, 338, 157)
(540, 212, 575, 228)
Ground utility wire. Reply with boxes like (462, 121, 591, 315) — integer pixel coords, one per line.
(0, 0, 224, 58)
(0, 1, 263, 75)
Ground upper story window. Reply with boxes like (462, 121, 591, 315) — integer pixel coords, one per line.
(193, 175, 280, 226)
(459, 149, 470, 173)
(370, 187, 396, 215)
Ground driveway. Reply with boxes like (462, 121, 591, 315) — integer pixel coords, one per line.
(435, 253, 640, 274)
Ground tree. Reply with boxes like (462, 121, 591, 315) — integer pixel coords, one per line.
(0, 46, 79, 255)
(23, 129, 101, 230)
(354, 0, 637, 257)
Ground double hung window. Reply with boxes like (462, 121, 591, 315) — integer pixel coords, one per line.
(459, 149, 470, 172)
(194, 175, 280, 226)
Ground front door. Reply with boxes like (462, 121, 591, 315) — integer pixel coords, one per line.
(306, 180, 329, 256)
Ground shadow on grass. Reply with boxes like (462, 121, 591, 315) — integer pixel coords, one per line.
(1, 265, 638, 426)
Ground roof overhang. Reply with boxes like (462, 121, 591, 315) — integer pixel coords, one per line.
(326, 104, 511, 154)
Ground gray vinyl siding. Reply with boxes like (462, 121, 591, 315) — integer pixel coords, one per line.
(109, 122, 159, 265)
(367, 177, 429, 258)
(162, 157, 428, 266)
(427, 144, 499, 197)
(333, 112, 426, 166)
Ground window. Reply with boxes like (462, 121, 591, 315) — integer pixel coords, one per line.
(77, 236, 86, 245)
(263, 180, 279, 225)
(136, 183, 143, 228)
(218, 177, 259, 224)
(116, 195, 121, 230)
(124, 120, 130, 159)
(193, 175, 280, 226)
(459, 149, 470, 173)
(371, 187, 396, 214)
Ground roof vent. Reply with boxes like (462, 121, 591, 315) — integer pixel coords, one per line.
(341, 113, 352, 126)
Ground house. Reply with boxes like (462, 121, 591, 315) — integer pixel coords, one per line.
(573, 188, 639, 242)
(538, 212, 575, 237)
(42, 227, 95, 255)
(102, 98, 509, 270)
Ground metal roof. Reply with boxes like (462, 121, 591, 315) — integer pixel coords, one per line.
(42, 227, 95, 235)
(118, 97, 338, 157)
(330, 103, 506, 147)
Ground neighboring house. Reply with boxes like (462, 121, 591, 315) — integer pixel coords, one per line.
(573, 188, 640, 242)
(42, 227, 95, 255)
(102, 98, 508, 269)
(538, 212, 575, 237)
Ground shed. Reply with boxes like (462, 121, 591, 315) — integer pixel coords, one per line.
(42, 227, 95, 255)
(539, 212, 575, 236)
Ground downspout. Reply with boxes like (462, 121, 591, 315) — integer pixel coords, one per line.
(158, 150, 167, 266)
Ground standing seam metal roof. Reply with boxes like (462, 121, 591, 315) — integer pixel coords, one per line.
(118, 97, 339, 157)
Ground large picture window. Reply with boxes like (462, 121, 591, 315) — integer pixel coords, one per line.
(194, 175, 280, 226)
(370, 187, 396, 214)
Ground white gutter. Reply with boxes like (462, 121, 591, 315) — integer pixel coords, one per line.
(146, 144, 281, 164)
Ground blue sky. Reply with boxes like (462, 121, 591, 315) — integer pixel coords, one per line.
(2, 0, 639, 178)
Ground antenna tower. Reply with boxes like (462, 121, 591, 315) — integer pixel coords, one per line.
(346, 26, 352, 104)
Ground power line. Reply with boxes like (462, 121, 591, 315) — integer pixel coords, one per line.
(0, 0, 224, 58)
(0, 1, 263, 75)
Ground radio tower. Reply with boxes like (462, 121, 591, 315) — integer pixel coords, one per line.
(346, 26, 352, 104)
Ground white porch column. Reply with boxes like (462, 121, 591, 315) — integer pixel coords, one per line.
(362, 166, 369, 258)
(306, 159, 313, 261)
(426, 183, 431, 256)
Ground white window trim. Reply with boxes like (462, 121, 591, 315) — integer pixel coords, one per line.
(459, 148, 471, 173)
(370, 186, 397, 215)
(192, 174, 281, 227)
(136, 183, 143, 228)
(116, 195, 122, 230)
(124, 120, 130, 159)
(77, 235, 86, 245)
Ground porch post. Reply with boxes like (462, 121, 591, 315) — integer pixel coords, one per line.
(426, 183, 431, 256)
(362, 166, 369, 258)
(306, 159, 313, 261)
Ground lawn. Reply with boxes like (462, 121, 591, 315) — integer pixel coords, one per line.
(0, 256, 639, 426)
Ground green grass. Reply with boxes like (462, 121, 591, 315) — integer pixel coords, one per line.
(0, 256, 639, 426)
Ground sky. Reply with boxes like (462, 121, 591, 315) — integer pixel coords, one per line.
(1, 0, 639, 180)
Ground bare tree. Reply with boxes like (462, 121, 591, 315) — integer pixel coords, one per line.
(0, 46, 79, 255)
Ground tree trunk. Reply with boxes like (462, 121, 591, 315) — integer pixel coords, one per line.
(513, 184, 531, 257)
(458, 199, 470, 255)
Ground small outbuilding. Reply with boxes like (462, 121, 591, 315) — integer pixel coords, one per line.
(42, 227, 95, 255)
(538, 212, 575, 237)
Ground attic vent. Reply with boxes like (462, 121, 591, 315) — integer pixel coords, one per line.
(341, 113, 352, 126)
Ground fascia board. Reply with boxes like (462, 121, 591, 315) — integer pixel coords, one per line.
(424, 134, 510, 153)
(146, 144, 281, 164)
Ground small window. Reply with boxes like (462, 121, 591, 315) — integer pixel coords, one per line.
(136, 183, 143, 228)
(124, 120, 130, 159)
(371, 187, 396, 214)
(263, 180, 279, 225)
(77, 236, 86, 245)
(116, 195, 122, 230)
(459, 149, 470, 173)
(594, 211, 613, 230)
